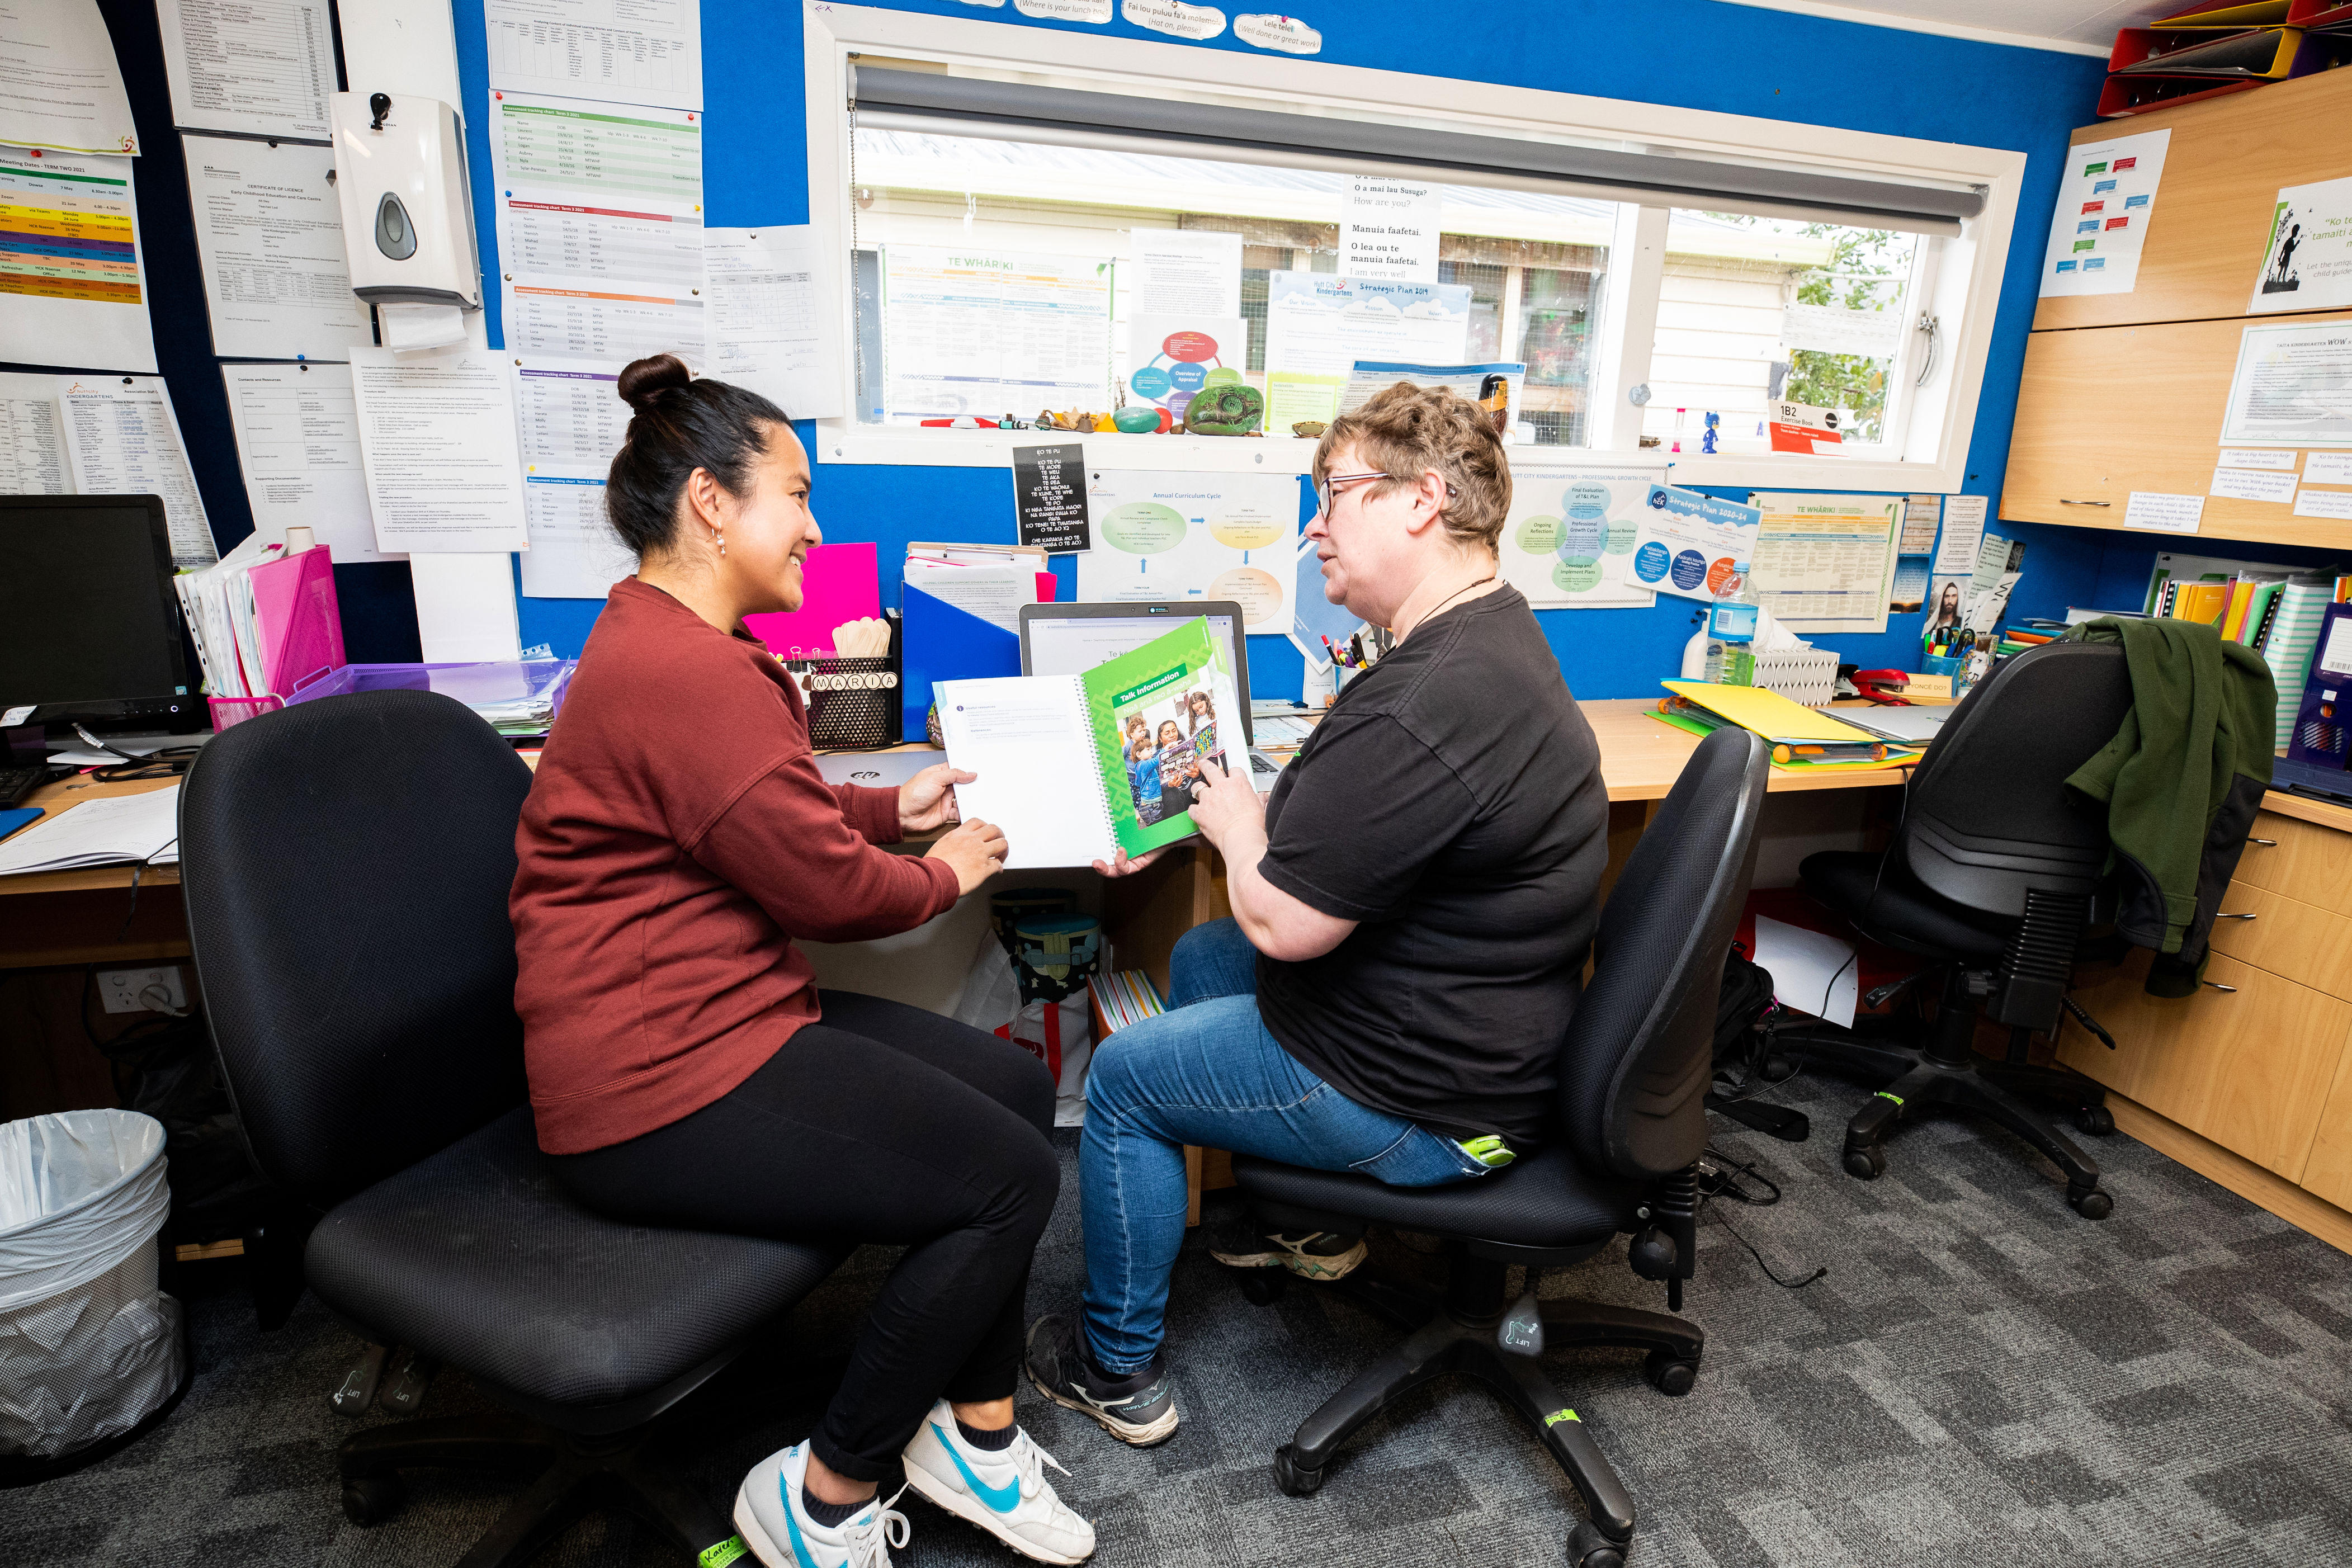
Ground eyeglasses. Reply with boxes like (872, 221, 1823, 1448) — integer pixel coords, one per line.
(1314, 471, 1459, 518)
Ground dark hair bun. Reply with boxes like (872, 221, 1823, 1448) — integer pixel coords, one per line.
(617, 353, 693, 412)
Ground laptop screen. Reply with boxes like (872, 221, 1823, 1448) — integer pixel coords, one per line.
(1024, 612, 1240, 679)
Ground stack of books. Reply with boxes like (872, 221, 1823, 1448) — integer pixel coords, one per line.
(1088, 970, 1167, 1037)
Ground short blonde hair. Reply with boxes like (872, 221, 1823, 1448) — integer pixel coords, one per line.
(1312, 382, 1510, 553)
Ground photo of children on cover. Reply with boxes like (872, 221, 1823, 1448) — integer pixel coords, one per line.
(1118, 688, 1226, 826)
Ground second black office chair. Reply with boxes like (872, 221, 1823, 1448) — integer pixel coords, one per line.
(1781, 640, 2134, 1217)
(1226, 728, 1770, 1568)
(180, 691, 848, 1566)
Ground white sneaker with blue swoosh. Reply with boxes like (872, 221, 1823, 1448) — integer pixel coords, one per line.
(899, 1400, 1095, 1564)
(733, 1441, 910, 1568)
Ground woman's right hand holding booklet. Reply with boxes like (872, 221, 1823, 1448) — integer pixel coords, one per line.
(927, 815, 1009, 895)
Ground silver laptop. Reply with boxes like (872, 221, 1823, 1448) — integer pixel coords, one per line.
(1018, 601, 1284, 786)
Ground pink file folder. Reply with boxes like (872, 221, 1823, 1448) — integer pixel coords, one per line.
(744, 542, 883, 658)
(247, 544, 347, 698)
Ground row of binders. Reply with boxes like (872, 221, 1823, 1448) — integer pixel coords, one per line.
(1087, 969, 1167, 1036)
(2101, 2, 2352, 118)
(172, 532, 345, 712)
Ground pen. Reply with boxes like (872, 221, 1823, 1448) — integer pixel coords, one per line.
(1350, 632, 1367, 667)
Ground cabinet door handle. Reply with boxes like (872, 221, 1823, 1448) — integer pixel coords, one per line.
(2214, 911, 2256, 920)
(2247, 837, 2277, 847)
(2203, 981, 2238, 993)
(2059, 498, 2112, 507)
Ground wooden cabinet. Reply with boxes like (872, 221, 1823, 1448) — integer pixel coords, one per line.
(2034, 67, 2352, 333)
(2062, 950, 2350, 1180)
(2301, 1056, 2352, 1213)
(2236, 807, 2352, 918)
(2207, 881, 2352, 1003)
(2004, 311, 2352, 547)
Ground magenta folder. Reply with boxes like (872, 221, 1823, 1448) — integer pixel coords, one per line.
(744, 542, 882, 659)
(248, 544, 347, 697)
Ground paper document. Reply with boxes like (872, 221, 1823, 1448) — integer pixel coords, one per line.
(703, 225, 839, 419)
(883, 245, 1113, 421)
(2222, 321, 2352, 447)
(1127, 315, 1247, 426)
(0, 786, 181, 877)
(2211, 467, 2298, 504)
(1130, 228, 1240, 315)
(59, 378, 215, 567)
(1339, 176, 1441, 284)
(1262, 272, 1471, 428)
(2039, 128, 2167, 298)
(155, 0, 336, 141)
(1628, 484, 1760, 603)
(937, 678, 1117, 870)
(509, 354, 630, 467)
(488, 89, 707, 366)
(0, 1, 139, 155)
(182, 136, 370, 360)
(2251, 176, 2352, 316)
(905, 556, 1038, 635)
(2123, 492, 2204, 535)
(2294, 489, 2352, 522)
(1, 145, 156, 374)
(1077, 470, 1300, 631)
(1752, 915, 1858, 1029)
(0, 372, 69, 494)
(519, 465, 635, 598)
(220, 363, 393, 563)
(1931, 493, 1987, 575)
(349, 347, 530, 554)
(1749, 493, 1902, 636)
(485, 0, 703, 112)
(1499, 463, 1662, 610)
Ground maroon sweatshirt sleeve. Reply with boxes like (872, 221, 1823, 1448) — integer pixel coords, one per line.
(688, 752, 958, 942)
(835, 781, 901, 844)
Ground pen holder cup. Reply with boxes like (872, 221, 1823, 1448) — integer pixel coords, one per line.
(206, 695, 284, 731)
(803, 658, 901, 750)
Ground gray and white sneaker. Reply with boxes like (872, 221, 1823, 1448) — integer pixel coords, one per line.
(1024, 1315, 1179, 1448)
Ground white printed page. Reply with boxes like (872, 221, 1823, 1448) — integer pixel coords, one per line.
(0, 0, 139, 155)
(518, 465, 635, 598)
(934, 676, 1118, 870)
(220, 363, 394, 563)
(882, 246, 1112, 421)
(509, 353, 631, 467)
(0, 146, 157, 374)
(183, 138, 372, 360)
(155, 0, 336, 141)
(484, 0, 702, 113)
(57, 377, 216, 567)
(0, 786, 181, 876)
(348, 347, 530, 553)
(0, 371, 69, 494)
(487, 89, 707, 366)
(703, 225, 839, 419)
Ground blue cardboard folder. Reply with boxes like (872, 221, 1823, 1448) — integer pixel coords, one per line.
(901, 585, 1021, 741)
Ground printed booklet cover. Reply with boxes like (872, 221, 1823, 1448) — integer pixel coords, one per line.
(935, 618, 1241, 868)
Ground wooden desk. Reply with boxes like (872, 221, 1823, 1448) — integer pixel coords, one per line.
(0, 774, 189, 969)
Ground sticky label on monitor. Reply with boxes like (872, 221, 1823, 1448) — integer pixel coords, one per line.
(1, 706, 32, 728)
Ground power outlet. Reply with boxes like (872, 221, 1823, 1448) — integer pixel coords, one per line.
(97, 966, 188, 1015)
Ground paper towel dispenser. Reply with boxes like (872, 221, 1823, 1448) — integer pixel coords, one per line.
(330, 91, 481, 310)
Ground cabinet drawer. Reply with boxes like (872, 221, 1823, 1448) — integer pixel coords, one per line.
(2236, 811, 2352, 919)
(2207, 880, 2352, 1000)
(2301, 1053, 2352, 1214)
(2061, 951, 2350, 1181)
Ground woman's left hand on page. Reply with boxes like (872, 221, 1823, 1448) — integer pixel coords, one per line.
(899, 763, 975, 834)
(1187, 754, 1265, 851)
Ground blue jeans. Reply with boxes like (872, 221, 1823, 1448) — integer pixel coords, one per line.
(1079, 918, 1489, 1373)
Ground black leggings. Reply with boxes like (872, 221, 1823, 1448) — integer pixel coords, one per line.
(549, 991, 1059, 1481)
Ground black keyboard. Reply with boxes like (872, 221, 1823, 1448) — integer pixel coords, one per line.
(0, 763, 68, 809)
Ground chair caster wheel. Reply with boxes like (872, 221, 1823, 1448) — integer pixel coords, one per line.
(1761, 1055, 1796, 1084)
(341, 1475, 404, 1526)
(1234, 1269, 1286, 1306)
(1272, 1444, 1324, 1497)
(1643, 1348, 1699, 1397)
(2074, 1105, 2115, 1137)
(1568, 1519, 1628, 1568)
(1843, 1145, 1886, 1181)
(2067, 1185, 2113, 1220)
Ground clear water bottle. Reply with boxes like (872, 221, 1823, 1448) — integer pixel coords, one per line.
(1703, 562, 1760, 686)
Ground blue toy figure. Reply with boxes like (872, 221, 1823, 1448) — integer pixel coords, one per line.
(1701, 411, 1721, 455)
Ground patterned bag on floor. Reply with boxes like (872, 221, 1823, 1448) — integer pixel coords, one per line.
(996, 995, 1094, 1123)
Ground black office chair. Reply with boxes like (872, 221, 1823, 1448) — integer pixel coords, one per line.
(1226, 727, 1770, 1568)
(179, 691, 849, 1566)
(1781, 640, 2133, 1218)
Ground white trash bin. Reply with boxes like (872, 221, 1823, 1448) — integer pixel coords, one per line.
(0, 1109, 185, 1460)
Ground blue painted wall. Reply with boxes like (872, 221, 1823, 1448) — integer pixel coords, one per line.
(453, 0, 2138, 698)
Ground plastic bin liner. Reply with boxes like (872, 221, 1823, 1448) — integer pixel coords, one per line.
(0, 1111, 183, 1458)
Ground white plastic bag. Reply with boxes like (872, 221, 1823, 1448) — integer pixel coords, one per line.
(996, 995, 1094, 1127)
(0, 1110, 184, 1459)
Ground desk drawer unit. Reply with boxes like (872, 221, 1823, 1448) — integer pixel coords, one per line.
(2235, 811, 2352, 918)
(2205, 881, 2352, 1003)
(2061, 951, 2352, 1182)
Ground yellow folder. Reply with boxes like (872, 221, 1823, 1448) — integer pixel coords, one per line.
(1660, 681, 1889, 745)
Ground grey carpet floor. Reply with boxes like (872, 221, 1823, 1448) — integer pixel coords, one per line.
(9, 1068, 2352, 1567)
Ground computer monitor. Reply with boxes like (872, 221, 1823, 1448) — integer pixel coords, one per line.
(1018, 601, 1255, 750)
(0, 496, 197, 731)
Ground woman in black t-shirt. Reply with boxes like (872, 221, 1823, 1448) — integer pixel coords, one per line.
(1025, 384, 1608, 1452)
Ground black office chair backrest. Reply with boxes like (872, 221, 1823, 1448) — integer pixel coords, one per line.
(1896, 640, 2133, 917)
(1559, 727, 1769, 1184)
(180, 691, 535, 1213)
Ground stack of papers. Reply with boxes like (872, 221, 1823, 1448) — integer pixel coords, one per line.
(0, 787, 181, 876)
(173, 532, 282, 700)
(904, 542, 1049, 635)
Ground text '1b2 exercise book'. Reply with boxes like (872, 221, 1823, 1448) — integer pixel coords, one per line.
(935, 618, 1241, 868)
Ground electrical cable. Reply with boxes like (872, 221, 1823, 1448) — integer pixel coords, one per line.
(1697, 1144, 1825, 1288)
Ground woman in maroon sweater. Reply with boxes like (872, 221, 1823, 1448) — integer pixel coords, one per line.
(511, 356, 1094, 1567)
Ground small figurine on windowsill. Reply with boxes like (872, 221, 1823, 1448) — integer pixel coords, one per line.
(1701, 410, 1721, 455)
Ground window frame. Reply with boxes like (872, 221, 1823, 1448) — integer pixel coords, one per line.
(801, 1, 2022, 491)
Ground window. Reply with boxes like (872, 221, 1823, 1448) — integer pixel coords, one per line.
(804, 8, 2024, 488)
